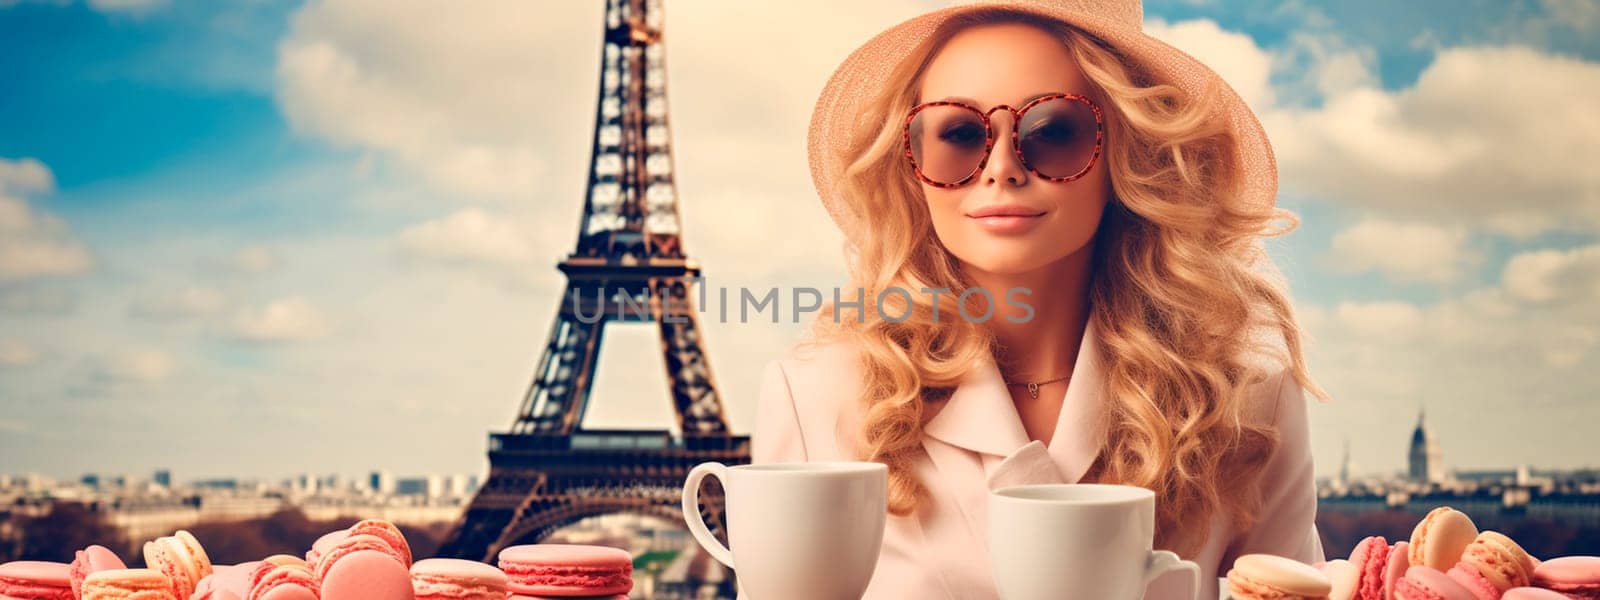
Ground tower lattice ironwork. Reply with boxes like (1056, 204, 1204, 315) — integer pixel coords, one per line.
(437, 0, 749, 575)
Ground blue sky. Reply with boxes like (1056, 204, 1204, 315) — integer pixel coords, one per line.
(3, 0, 1599, 484)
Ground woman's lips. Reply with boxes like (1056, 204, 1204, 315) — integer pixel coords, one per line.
(966, 205, 1046, 234)
(971, 214, 1044, 234)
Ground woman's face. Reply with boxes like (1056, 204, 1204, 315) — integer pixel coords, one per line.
(916, 23, 1111, 277)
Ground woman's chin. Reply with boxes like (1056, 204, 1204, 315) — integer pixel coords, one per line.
(955, 251, 1065, 277)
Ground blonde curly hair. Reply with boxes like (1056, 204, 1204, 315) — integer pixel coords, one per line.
(805, 7, 1330, 556)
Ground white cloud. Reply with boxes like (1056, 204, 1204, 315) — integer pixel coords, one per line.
(1541, 0, 1600, 32)
(231, 297, 329, 342)
(1331, 300, 1424, 342)
(1327, 218, 1472, 284)
(0, 157, 54, 194)
(0, 199, 94, 282)
(396, 208, 539, 266)
(97, 349, 175, 383)
(1147, 22, 1600, 237)
(0, 340, 40, 367)
(228, 245, 281, 275)
(1145, 18, 1277, 110)
(0, 157, 92, 282)
(0, 287, 77, 315)
(1500, 243, 1600, 304)
(129, 286, 227, 320)
(274, 0, 572, 202)
(271, 0, 895, 282)
(1145, 19, 1381, 123)
(87, 0, 166, 14)
(1271, 31, 1379, 103)
(1267, 46, 1600, 236)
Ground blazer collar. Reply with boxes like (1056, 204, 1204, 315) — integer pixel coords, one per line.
(922, 315, 1108, 483)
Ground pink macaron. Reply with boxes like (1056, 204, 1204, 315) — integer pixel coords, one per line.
(498, 544, 634, 598)
(1394, 565, 1477, 600)
(1385, 541, 1413, 599)
(1346, 535, 1389, 600)
(411, 558, 509, 600)
(0, 560, 74, 600)
(69, 545, 128, 598)
(1446, 563, 1499, 600)
(314, 532, 407, 579)
(349, 519, 414, 566)
(249, 561, 319, 600)
(194, 562, 261, 600)
(316, 533, 414, 600)
(305, 519, 414, 571)
(1531, 555, 1600, 599)
(305, 528, 350, 567)
(1501, 587, 1574, 599)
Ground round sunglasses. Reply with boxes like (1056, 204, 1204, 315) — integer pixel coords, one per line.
(903, 93, 1105, 188)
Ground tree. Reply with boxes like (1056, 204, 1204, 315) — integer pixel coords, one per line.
(6, 502, 122, 562)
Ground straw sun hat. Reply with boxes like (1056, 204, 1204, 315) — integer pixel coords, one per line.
(806, 0, 1277, 234)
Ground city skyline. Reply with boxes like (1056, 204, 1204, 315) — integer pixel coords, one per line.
(8, 405, 1594, 484)
(4, 1, 1600, 481)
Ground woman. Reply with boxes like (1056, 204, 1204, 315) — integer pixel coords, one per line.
(751, 1, 1330, 599)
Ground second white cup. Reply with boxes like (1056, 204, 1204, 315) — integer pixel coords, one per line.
(988, 483, 1200, 600)
(681, 461, 888, 600)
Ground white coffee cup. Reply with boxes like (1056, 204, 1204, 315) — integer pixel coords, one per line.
(988, 483, 1200, 600)
(682, 461, 888, 600)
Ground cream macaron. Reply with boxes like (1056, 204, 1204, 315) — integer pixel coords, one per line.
(1408, 507, 1479, 571)
(1226, 553, 1333, 600)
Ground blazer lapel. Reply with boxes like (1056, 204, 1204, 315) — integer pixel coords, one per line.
(922, 315, 1109, 482)
(917, 316, 1111, 597)
(923, 351, 1030, 455)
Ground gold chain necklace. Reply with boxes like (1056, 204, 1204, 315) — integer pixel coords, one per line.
(1003, 373, 1071, 399)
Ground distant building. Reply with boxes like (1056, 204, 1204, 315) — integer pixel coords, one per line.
(395, 477, 427, 496)
(319, 474, 343, 492)
(153, 469, 172, 488)
(1408, 408, 1445, 484)
(370, 470, 395, 495)
(447, 474, 470, 497)
(425, 475, 443, 499)
(22, 474, 52, 491)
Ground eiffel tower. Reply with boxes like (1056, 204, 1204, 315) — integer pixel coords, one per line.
(437, 0, 750, 568)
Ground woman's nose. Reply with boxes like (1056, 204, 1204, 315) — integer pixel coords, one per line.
(982, 111, 1029, 187)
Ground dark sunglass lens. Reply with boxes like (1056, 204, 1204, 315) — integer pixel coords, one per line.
(1017, 97, 1100, 180)
(909, 105, 988, 185)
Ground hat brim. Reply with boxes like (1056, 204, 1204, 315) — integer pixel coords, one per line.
(806, 2, 1278, 234)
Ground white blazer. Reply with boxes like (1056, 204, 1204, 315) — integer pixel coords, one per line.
(750, 316, 1325, 599)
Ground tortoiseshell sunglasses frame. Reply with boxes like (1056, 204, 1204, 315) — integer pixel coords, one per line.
(902, 92, 1106, 188)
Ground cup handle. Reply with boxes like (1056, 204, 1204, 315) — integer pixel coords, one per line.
(681, 462, 735, 569)
(1142, 550, 1201, 600)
